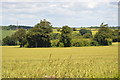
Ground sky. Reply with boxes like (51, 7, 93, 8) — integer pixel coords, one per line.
(0, 0, 119, 27)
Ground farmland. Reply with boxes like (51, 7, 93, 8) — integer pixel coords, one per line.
(2, 43, 118, 78)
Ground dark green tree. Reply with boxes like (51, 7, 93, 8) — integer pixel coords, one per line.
(94, 23, 113, 45)
(79, 28, 92, 35)
(2, 36, 17, 46)
(60, 25, 72, 47)
(26, 19, 52, 47)
(112, 30, 120, 42)
(13, 29, 26, 47)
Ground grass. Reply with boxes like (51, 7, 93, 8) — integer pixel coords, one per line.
(2, 43, 118, 78)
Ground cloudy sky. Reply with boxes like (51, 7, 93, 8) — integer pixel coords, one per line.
(1, 0, 119, 27)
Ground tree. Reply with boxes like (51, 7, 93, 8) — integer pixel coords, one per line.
(83, 33, 93, 38)
(94, 23, 113, 45)
(50, 33, 60, 40)
(112, 30, 120, 42)
(57, 28, 61, 32)
(13, 29, 26, 47)
(2, 36, 17, 46)
(72, 28, 77, 31)
(60, 25, 72, 47)
(79, 28, 92, 35)
(26, 19, 52, 47)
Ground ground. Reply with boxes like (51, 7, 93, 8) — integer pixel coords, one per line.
(2, 43, 118, 78)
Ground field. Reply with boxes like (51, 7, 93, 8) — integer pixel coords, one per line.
(2, 43, 118, 78)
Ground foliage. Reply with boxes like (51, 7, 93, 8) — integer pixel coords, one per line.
(2, 36, 17, 46)
(79, 28, 92, 35)
(57, 28, 61, 32)
(72, 39, 91, 47)
(72, 32, 82, 39)
(51, 39, 59, 47)
(26, 19, 52, 47)
(57, 42, 64, 47)
(94, 24, 113, 46)
(112, 30, 120, 42)
(2, 25, 32, 30)
(60, 25, 72, 47)
(90, 40, 99, 46)
(50, 33, 61, 40)
(13, 29, 27, 47)
(72, 28, 77, 31)
(83, 33, 93, 38)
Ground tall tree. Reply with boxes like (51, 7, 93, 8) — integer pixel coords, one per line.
(26, 19, 52, 47)
(60, 25, 72, 47)
(13, 29, 26, 47)
(94, 23, 113, 45)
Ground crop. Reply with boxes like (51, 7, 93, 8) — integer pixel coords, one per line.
(2, 43, 118, 78)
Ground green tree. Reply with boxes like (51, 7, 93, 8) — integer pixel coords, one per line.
(13, 29, 26, 47)
(94, 23, 113, 45)
(83, 33, 93, 38)
(50, 33, 61, 40)
(60, 25, 72, 47)
(2, 36, 17, 46)
(26, 19, 52, 47)
(79, 28, 92, 35)
(112, 30, 120, 42)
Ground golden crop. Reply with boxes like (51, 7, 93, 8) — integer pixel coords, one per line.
(2, 43, 118, 78)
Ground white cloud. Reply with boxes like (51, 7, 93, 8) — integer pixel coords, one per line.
(1, 1, 118, 26)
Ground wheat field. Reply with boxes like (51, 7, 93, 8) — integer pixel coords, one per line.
(2, 43, 118, 78)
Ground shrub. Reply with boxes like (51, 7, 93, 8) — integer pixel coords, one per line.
(90, 41, 99, 46)
(24, 43, 29, 48)
(57, 28, 61, 32)
(83, 40, 91, 46)
(104, 38, 112, 46)
(71, 39, 91, 47)
(58, 42, 64, 47)
(72, 28, 77, 31)
(83, 33, 93, 38)
(51, 39, 59, 47)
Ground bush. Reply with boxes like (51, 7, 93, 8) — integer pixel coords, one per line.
(57, 28, 61, 32)
(58, 42, 64, 47)
(83, 40, 91, 46)
(104, 38, 112, 46)
(112, 36, 118, 42)
(72, 28, 77, 31)
(90, 41, 99, 46)
(51, 39, 59, 47)
(72, 39, 91, 47)
(83, 33, 93, 38)
(24, 43, 29, 48)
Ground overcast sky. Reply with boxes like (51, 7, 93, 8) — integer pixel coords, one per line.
(1, 0, 119, 27)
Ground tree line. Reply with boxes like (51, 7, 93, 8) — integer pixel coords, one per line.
(2, 19, 120, 47)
